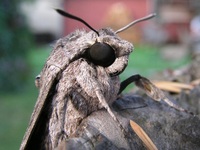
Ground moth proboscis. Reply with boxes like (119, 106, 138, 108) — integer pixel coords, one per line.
(20, 9, 192, 150)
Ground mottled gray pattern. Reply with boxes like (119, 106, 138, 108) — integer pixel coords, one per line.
(20, 28, 133, 149)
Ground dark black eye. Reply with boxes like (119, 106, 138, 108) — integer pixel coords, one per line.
(87, 42, 116, 67)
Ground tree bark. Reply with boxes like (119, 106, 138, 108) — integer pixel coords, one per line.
(56, 89, 200, 150)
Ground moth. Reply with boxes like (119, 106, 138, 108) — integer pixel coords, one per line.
(20, 9, 190, 150)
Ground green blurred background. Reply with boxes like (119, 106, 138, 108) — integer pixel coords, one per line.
(0, 0, 196, 149)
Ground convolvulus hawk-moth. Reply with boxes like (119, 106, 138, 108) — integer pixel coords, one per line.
(20, 9, 191, 150)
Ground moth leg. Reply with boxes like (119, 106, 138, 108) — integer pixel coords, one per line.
(118, 74, 141, 95)
(119, 74, 165, 101)
(119, 74, 193, 114)
(95, 90, 131, 139)
(35, 74, 41, 88)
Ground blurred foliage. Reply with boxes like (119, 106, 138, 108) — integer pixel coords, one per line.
(0, 0, 34, 92)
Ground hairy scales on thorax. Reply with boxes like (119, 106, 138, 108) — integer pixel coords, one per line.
(44, 28, 132, 148)
(21, 28, 133, 149)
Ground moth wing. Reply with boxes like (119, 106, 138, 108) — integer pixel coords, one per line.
(20, 65, 61, 150)
(20, 30, 91, 149)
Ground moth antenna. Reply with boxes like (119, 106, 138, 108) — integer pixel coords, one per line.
(56, 9, 99, 36)
(115, 13, 156, 34)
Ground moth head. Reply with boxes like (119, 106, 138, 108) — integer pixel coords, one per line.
(56, 9, 155, 74)
(86, 42, 116, 67)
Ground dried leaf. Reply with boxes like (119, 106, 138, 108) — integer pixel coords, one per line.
(130, 120, 158, 150)
(191, 78, 200, 86)
(153, 81, 193, 93)
(135, 77, 192, 114)
(153, 82, 181, 93)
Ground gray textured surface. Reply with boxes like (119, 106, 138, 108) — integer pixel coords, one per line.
(20, 28, 133, 149)
(61, 92, 200, 150)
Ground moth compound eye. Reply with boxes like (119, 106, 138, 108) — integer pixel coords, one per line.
(87, 42, 116, 67)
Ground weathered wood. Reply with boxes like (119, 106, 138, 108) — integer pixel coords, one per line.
(55, 91, 200, 150)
